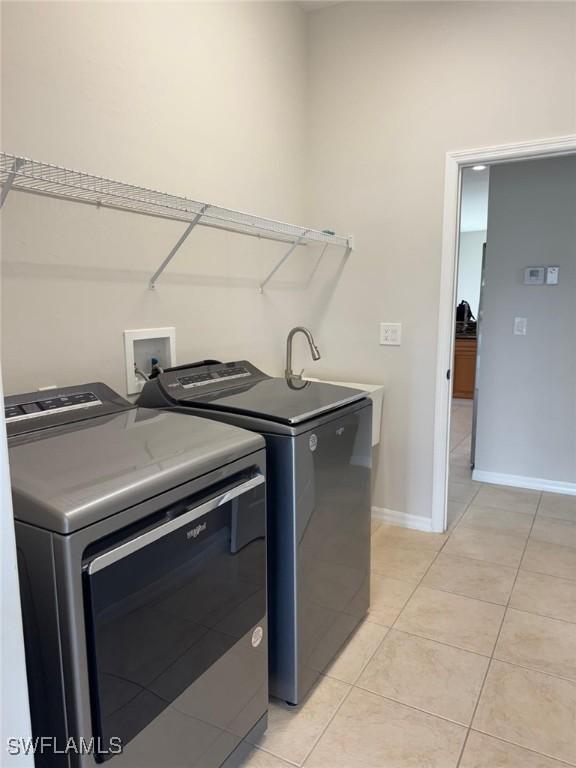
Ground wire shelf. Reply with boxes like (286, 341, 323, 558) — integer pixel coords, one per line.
(0, 152, 353, 289)
(0, 153, 352, 249)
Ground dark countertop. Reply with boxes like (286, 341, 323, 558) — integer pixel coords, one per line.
(455, 320, 477, 339)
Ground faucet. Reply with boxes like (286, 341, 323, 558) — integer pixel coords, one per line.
(285, 327, 321, 380)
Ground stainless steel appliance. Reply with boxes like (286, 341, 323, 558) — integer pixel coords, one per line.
(139, 361, 372, 704)
(6, 382, 267, 767)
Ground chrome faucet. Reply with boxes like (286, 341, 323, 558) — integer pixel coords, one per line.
(285, 327, 321, 380)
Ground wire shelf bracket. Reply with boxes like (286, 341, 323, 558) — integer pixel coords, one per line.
(259, 234, 307, 293)
(149, 205, 208, 289)
(0, 152, 354, 289)
(0, 158, 24, 209)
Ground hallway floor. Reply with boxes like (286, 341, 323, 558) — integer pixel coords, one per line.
(240, 399, 576, 768)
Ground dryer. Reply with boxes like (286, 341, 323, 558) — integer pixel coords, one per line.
(139, 361, 372, 705)
(6, 382, 267, 767)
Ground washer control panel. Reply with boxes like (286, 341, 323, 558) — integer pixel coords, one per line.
(148, 360, 269, 401)
(177, 365, 251, 389)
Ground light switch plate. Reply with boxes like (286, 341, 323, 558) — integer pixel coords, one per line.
(380, 323, 402, 346)
(514, 317, 527, 336)
(546, 266, 559, 285)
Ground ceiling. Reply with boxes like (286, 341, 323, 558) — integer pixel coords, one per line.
(460, 167, 489, 232)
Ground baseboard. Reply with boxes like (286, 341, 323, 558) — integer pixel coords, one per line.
(371, 506, 434, 532)
(471, 470, 576, 496)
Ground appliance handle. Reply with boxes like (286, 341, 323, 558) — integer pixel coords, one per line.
(87, 474, 265, 575)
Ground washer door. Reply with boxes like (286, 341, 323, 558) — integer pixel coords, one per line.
(83, 473, 267, 765)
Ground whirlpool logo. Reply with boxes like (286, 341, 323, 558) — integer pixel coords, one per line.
(187, 522, 207, 540)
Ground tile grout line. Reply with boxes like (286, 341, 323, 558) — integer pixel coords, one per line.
(472, 685, 576, 767)
(299, 682, 356, 767)
(435, 550, 527, 569)
(451, 430, 474, 453)
(299, 618, 397, 765)
(369, 624, 495, 661)
(504, 603, 576, 627)
(351, 468, 486, 763)
(251, 563, 391, 765)
(463, 730, 576, 768)
(256, 449, 573, 766)
(454, 490, 543, 768)
(324, 485, 567, 764)
(447, 476, 484, 530)
(517, 564, 576, 584)
(318, 644, 576, 762)
(350, 680, 479, 730)
(298, 491, 467, 767)
(385, 470, 486, 765)
(249, 745, 299, 767)
(488, 654, 576, 687)
(415, 578, 516, 609)
(301, 528, 463, 765)
(414, 426, 571, 764)
(387, 473, 484, 634)
(378, 448, 554, 766)
(448, 482, 482, 509)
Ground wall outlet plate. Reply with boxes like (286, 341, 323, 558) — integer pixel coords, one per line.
(380, 322, 402, 346)
(124, 327, 176, 395)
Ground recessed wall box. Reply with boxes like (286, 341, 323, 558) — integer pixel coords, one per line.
(124, 327, 176, 395)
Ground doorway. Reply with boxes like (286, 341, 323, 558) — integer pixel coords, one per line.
(432, 135, 576, 533)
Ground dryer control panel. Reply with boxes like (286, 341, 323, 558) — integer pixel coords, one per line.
(5, 391, 101, 423)
(5, 383, 133, 438)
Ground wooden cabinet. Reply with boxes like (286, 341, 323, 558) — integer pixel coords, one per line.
(453, 337, 477, 399)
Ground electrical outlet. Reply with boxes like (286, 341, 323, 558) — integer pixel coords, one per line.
(380, 323, 402, 346)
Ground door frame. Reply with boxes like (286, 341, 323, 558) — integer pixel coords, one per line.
(431, 134, 576, 533)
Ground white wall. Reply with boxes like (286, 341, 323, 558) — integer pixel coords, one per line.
(305, 1, 576, 521)
(457, 230, 485, 318)
(2, 1, 576, 523)
(474, 156, 576, 490)
(1, 1, 312, 395)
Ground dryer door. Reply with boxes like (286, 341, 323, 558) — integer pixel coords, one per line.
(83, 472, 267, 766)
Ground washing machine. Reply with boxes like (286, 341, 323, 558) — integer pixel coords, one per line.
(138, 361, 372, 704)
(5, 382, 268, 767)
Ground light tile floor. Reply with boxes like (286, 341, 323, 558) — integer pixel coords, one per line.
(240, 399, 576, 767)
